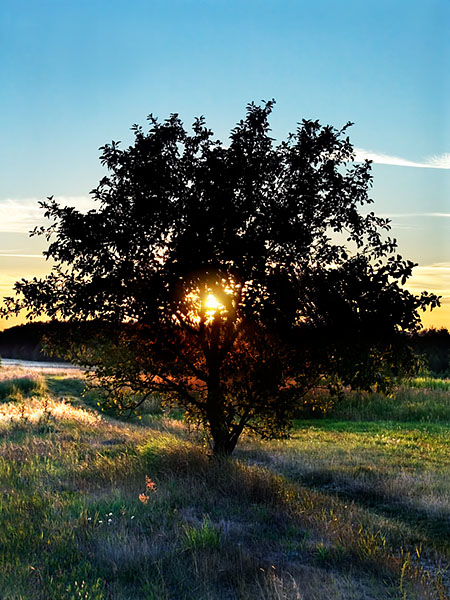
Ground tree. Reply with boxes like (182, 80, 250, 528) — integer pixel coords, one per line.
(3, 101, 439, 455)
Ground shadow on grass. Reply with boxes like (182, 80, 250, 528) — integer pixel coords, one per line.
(301, 469, 448, 551)
(83, 443, 403, 598)
(45, 376, 86, 399)
(237, 443, 450, 556)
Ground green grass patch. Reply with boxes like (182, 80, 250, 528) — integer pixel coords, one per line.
(327, 385, 450, 422)
(0, 376, 47, 401)
(409, 377, 450, 392)
(183, 515, 221, 550)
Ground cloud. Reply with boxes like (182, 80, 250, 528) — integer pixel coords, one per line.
(354, 149, 450, 170)
(426, 153, 450, 169)
(388, 224, 420, 231)
(405, 262, 450, 300)
(380, 213, 450, 218)
(0, 253, 46, 258)
(0, 196, 95, 233)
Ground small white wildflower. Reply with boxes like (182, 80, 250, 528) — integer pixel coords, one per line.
(87, 517, 92, 521)
(108, 518, 112, 524)
(108, 512, 113, 516)
(98, 520, 103, 524)
(131, 516, 135, 520)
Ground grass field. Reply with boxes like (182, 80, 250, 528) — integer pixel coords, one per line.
(0, 366, 448, 599)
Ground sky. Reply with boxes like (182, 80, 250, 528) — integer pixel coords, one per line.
(0, 0, 449, 330)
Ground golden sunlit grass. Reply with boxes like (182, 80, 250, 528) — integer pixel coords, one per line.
(0, 365, 448, 599)
(0, 395, 102, 428)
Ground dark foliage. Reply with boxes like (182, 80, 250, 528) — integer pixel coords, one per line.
(412, 328, 450, 376)
(2, 101, 439, 454)
(0, 322, 66, 362)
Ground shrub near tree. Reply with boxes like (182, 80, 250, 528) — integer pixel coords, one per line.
(2, 101, 439, 455)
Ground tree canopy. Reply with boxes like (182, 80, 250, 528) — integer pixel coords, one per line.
(3, 100, 439, 454)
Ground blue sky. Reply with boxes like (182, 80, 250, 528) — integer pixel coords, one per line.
(0, 0, 449, 328)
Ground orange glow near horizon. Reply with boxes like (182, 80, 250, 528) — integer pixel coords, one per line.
(1, 273, 448, 332)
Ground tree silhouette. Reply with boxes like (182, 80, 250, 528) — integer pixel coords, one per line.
(3, 101, 439, 455)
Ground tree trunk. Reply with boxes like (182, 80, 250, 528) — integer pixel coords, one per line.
(206, 395, 236, 456)
(212, 435, 235, 456)
(210, 422, 238, 456)
(206, 371, 237, 456)
(205, 319, 240, 456)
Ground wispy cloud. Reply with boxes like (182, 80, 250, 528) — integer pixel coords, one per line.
(388, 224, 420, 231)
(354, 149, 450, 170)
(0, 196, 95, 233)
(0, 253, 46, 258)
(426, 154, 450, 169)
(406, 263, 450, 300)
(380, 213, 450, 219)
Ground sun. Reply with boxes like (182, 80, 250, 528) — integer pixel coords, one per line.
(204, 294, 222, 311)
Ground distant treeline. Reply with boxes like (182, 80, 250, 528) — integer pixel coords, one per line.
(0, 321, 449, 375)
(413, 327, 450, 377)
(0, 322, 66, 363)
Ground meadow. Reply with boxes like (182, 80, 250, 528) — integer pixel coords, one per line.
(0, 366, 448, 600)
